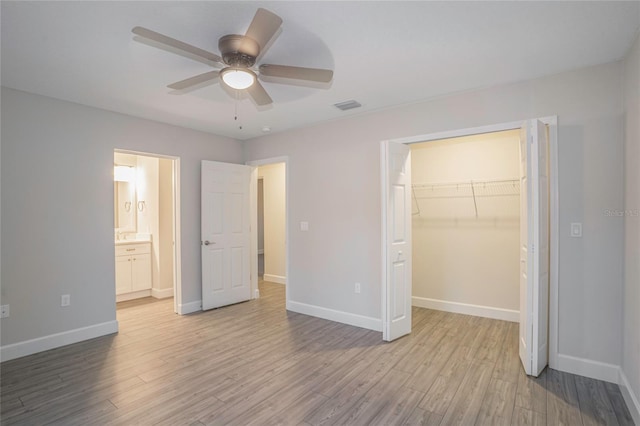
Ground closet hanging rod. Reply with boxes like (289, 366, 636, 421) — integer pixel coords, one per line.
(412, 178, 519, 189)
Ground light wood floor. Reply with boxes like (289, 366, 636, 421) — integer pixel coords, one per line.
(1, 282, 634, 425)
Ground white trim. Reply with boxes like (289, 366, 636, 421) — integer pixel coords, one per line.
(547, 119, 560, 370)
(116, 289, 151, 302)
(151, 287, 174, 299)
(556, 354, 620, 384)
(389, 119, 529, 145)
(246, 156, 289, 305)
(173, 158, 182, 315)
(0, 321, 118, 362)
(619, 369, 640, 426)
(263, 274, 286, 285)
(412, 296, 519, 323)
(258, 249, 264, 255)
(380, 141, 389, 341)
(177, 300, 202, 315)
(287, 300, 382, 332)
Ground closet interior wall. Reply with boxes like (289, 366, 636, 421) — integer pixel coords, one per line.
(411, 130, 521, 317)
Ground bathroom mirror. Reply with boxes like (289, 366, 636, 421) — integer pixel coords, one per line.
(114, 173, 137, 233)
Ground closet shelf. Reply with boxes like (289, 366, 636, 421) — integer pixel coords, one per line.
(411, 179, 520, 218)
(412, 179, 520, 199)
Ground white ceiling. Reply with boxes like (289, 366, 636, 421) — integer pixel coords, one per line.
(2, 1, 639, 140)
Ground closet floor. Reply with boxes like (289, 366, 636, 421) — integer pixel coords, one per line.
(1, 282, 634, 425)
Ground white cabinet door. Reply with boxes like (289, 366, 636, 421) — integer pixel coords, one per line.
(519, 119, 550, 377)
(382, 140, 412, 342)
(132, 252, 152, 291)
(201, 160, 252, 310)
(115, 256, 132, 295)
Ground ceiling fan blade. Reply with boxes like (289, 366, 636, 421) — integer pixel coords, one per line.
(246, 80, 273, 106)
(167, 71, 219, 90)
(243, 8, 282, 55)
(132, 27, 223, 65)
(259, 64, 333, 83)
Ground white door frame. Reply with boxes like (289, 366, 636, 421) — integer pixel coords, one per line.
(246, 156, 290, 306)
(113, 149, 182, 314)
(380, 116, 559, 368)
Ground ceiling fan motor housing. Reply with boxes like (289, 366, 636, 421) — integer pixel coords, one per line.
(219, 34, 259, 67)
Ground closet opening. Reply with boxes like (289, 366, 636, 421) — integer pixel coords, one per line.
(410, 130, 521, 323)
(113, 150, 181, 314)
(381, 117, 557, 377)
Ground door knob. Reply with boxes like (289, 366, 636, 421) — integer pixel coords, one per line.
(203, 240, 215, 246)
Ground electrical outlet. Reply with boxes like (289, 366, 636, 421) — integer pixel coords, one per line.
(0, 305, 9, 318)
(355, 282, 361, 294)
(61, 294, 71, 307)
(570, 222, 582, 238)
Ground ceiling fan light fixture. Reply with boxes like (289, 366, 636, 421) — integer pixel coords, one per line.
(221, 67, 255, 90)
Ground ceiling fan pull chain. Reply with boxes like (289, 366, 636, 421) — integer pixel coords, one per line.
(234, 93, 243, 130)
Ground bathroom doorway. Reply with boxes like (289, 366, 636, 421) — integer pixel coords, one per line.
(113, 150, 181, 313)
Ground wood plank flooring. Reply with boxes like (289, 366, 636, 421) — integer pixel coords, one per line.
(1, 282, 634, 425)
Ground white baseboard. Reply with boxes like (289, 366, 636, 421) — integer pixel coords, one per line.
(263, 274, 286, 285)
(412, 296, 519, 323)
(287, 300, 382, 332)
(0, 320, 119, 362)
(619, 369, 640, 426)
(116, 289, 151, 302)
(555, 354, 620, 384)
(178, 300, 202, 315)
(151, 287, 174, 299)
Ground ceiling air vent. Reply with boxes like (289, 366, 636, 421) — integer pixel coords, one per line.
(333, 100, 362, 111)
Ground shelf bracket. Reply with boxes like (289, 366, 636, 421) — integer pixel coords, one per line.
(470, 180, 478, 218)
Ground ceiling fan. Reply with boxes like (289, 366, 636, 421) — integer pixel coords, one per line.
(132, 8, 333, 106)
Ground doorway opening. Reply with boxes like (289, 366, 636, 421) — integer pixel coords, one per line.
(381, 117, 558, 377)
(113, 150, 181, 313)
(247, 157, 289, 305)
(410, 129, 521, 322)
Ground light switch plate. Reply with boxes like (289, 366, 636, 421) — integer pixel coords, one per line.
(300, 221, 309, 231)
(570, 222, 582, 238)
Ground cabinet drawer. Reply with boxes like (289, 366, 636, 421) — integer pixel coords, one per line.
(115, 243, 151, 257)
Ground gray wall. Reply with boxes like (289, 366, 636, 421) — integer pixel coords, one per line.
(623, 33, 640, 416)
(0, 55, 631, 388)
(243, 60, 625, 367)
(0, 87, 243, 346)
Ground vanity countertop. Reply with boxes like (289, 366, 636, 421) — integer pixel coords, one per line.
(115, 239, 151, 246)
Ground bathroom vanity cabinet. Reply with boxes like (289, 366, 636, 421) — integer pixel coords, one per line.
(115, 241, 151, 300)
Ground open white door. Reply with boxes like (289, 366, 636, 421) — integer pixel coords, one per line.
(381, 141, 412, 342)
(201, 160, 252, 310)
(519, 120, 550, 376)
